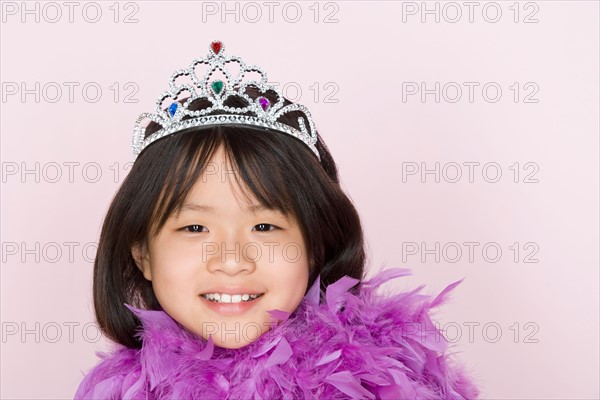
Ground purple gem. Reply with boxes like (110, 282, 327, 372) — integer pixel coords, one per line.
(258, 97, 270, 111)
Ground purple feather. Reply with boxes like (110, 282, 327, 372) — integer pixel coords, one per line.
(326, 275, 359, 314)
(74, 269, 481, 399)
(265, 337, 293, 367)
(325, 371, 376, 399)
(431, 278, 465, 308)
(266, 308, 291, 323)
(306, 273, 321, 305)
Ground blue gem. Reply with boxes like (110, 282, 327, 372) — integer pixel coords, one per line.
(168, 103, 178, 117)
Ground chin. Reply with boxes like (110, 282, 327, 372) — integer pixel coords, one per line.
(207, 326, 267, 349)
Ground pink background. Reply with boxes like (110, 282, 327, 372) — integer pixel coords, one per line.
(1, 1, 598, 398)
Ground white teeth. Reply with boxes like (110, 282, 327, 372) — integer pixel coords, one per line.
(202, 293, 262, 303)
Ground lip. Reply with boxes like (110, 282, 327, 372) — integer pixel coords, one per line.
(200, 287, 265, 296)
(199, 293, 264, 316)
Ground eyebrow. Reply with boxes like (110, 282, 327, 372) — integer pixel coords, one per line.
(178, 203, 270, 215)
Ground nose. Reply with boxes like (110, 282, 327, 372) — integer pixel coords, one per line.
(205, 237, 258, 275)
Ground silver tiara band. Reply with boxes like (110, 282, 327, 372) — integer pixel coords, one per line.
(132, 40, 320, 161)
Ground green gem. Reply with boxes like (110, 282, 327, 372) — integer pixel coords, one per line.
(211, 80, 224, 95)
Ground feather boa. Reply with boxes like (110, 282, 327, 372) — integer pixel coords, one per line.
(74, 268, 480, 399)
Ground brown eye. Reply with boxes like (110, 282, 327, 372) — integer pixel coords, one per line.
(254, 223, 276, 232)
(184, 225, 206, 233)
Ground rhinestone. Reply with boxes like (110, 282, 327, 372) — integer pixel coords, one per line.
(211, 41, 223, 55)
(258, 97, 270, 111)
(211, 80, 224, 95)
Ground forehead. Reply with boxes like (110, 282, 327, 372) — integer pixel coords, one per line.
(178, 201, 271, 216)
(183, 162, 257, 211)
(177, 162, 285, 219)
(192, 145, 247, 189)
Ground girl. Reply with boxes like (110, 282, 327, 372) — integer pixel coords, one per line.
(75, 41, 480, 399)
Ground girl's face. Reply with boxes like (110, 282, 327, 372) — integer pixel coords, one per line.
(132, 146, 310, 349)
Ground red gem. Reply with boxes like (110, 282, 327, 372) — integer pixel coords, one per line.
(211, 41, 222, 54)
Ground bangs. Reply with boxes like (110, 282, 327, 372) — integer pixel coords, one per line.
(145, 126, 300, 239)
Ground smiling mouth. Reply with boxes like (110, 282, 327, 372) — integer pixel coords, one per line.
(200, 293, 265, 303)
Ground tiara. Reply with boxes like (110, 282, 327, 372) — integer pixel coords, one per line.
(132, 40, 320, 160)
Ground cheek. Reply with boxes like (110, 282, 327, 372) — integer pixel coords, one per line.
(267, 250, 309, 308)
(150, 239, 200, 291)
(153, 234, 203, 265)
